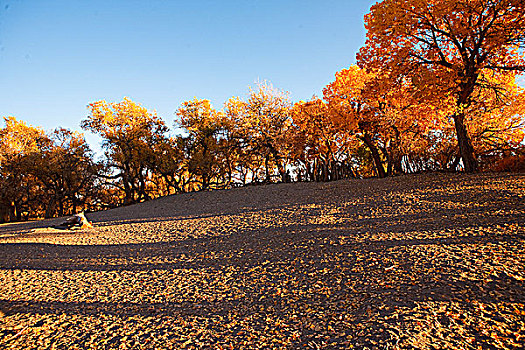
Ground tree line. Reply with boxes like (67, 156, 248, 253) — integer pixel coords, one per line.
(1, 0, 524, 222)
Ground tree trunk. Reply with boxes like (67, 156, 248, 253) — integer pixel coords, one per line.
(45, 198, 56, 219)
(124, 185, 132, 205)
(453, 113, 478, 173)
(390, 127, 403, 175)
(307, 162, 313, 182)
(9, 202, 17, 222)
(361, 133, 387, 178)
(0, 204, 9, 223)
(394, 156, 403, 175)
(58, 198, 64, 217)
(274, 155, 286, 183)
(322, 161, 329, 182)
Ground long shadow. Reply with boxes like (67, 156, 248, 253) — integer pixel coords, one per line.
(0, 252, 522, 348)
(0, 298, 220, 318)
(0, 268, 522, 317)
(1, 199, 520, 246)
(1, 172, 522, 237)
(0, 224, 522, 272)
(0, 173, 522, 347)
(1, 219, 523, 347)
(85, 185, 525, 246)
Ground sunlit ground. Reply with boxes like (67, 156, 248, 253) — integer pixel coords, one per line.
(0, 173, 523, 349)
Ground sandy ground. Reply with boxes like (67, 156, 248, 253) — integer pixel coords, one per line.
(0, 172, 523, 349)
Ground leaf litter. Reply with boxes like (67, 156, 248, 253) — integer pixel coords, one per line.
(0, 173, 523, 349)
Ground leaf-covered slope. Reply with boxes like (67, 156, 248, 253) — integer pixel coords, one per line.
(0, 173, 524, 349)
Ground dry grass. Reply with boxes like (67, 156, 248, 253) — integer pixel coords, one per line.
(0, 172, 524, 349)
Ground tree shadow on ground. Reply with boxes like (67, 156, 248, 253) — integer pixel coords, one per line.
(0, 231, 523, 349)
(0, 173, 523, 348)
(0, 216, 523, 272)
(2, 172, 521, 236)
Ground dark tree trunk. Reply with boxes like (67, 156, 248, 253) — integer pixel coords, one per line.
(390, 127, 403, 175)
(322, 161, 329, 182)
(394, 156, 403, 175)
(275, 156, 286, 183)
(58, 202, 63, 217)
(362, 133, 387, 178)
(0, 204, 9, 223)
(45, 198, 56, 219)
(123, 184, 132, 205)
(453, 113, 478, 173)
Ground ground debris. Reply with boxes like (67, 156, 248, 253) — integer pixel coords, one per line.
(0, 173, 524, 349)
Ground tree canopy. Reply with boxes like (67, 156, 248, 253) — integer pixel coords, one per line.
(358, 0, 525, 172)
(1, 0, 524, 223)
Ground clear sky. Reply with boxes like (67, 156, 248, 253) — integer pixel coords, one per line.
(0, 0, 375, 153)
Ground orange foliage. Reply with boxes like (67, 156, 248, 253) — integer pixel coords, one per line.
(176, 99, 229, 190)
(358, 0, 525, 172)
(82, 97, 168, 205)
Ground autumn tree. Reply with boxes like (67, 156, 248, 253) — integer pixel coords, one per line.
(291, 98, 356, 181)
(358, 0, 525, 172)
(466, 72, 525, 165)
(0, 117, 49, 222)
(225, 82, 294, 183)
(323, 66, 391, 177)
(369, 73, 454, 174)
(247, 82, 294, 183)
(323, 64, 451, 177)
(30, 128, 100, 218)
(82, 97, 168, 205)
(223, 97, 259, 185)
(176, 99, 229, 190)
(149, 135, 187, 195)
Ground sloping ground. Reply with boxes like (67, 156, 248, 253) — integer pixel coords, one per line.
(0, 173, 524, 349)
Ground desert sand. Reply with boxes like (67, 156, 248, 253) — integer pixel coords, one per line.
(0, 172, 523, 349)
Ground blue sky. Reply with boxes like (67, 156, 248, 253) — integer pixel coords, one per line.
(0, 0, 375, 153)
